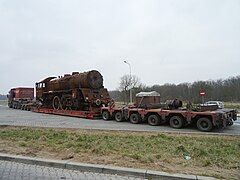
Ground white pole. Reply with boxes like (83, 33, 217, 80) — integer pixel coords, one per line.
(124, 61, 132, 104)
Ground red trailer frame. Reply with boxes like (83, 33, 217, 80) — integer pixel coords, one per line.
(33, 107, 101, 119)
(101, 105, 237, 132)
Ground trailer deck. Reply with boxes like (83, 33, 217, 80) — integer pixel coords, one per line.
(33, 108, 101, 119)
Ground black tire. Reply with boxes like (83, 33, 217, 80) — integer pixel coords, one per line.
(197, 117, 213, 132)
(102, 111, 111, 120)
(130, 113, 141, 124)
(228, 121, 234, 126)
(148, 114, 161, 126)
(169, 116, 184, 129)
(115, 112, 124, 122)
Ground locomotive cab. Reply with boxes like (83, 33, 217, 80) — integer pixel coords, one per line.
(36, 82, 46, 100)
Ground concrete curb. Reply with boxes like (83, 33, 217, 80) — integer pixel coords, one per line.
(0, 153, 216, 180)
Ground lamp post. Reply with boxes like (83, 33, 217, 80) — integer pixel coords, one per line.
(124, 61, 132, 104)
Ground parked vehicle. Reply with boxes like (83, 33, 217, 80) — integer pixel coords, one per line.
(203, 101, 224, 109)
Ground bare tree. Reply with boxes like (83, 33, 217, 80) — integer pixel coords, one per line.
(119, 74, 141, 104)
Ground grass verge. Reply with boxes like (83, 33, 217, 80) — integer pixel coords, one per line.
(0, 126, 239, 179)
(224, 102, 240, 111)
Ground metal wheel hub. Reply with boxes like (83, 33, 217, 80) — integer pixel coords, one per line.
(151, 118, 156, 123)
(173, 119, 179, 125)
(201, 121, 208, 128)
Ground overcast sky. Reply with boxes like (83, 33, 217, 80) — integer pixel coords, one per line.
(0, 0, 240, 94)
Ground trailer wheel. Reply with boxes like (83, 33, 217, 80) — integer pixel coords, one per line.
(130, 113, 141, 124)
(115, 112, 124, 122)
(169, 116, 184, 129)
(102, 111, 111, 120)
(148, 114, 160, 126)
(197, 118, 213, 132)
(227, 121, 234, 126)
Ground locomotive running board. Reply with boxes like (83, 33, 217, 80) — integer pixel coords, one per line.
(32, 108, 101, 119)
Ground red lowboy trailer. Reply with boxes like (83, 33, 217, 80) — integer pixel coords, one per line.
(32, 108, 101, 119)
(101, 92, 237, 132)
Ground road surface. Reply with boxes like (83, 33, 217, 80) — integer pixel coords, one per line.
(0, 160, 142, 180)
(0, 106, 239, 136)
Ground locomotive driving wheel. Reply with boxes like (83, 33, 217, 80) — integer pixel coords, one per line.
(52, 96, 62, 110)
(61, 95, 73, 110)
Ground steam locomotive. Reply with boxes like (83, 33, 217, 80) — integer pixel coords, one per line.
(35, 70, 111, 112)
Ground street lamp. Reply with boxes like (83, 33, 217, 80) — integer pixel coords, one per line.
(123, 61, 132, 104)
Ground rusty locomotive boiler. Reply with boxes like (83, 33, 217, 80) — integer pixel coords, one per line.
(35, 70, 111, 111)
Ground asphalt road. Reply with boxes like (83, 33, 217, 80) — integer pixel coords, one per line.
(0, 105, 239, 136)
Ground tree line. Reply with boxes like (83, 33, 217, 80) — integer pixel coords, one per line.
(0, 94, 7, 100)
(1, 75, 239, 103)
(109, 75, 240, 103)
